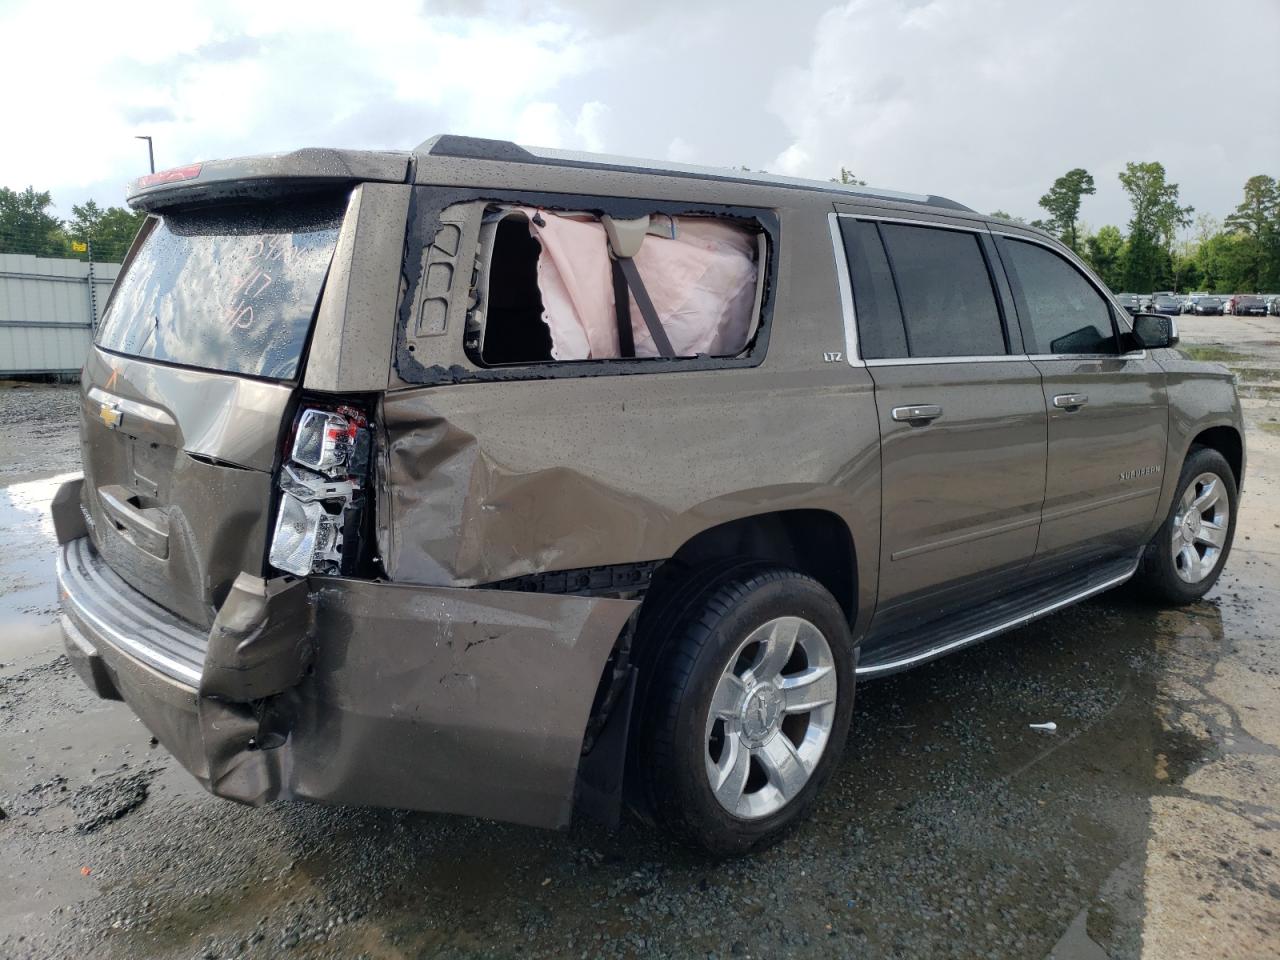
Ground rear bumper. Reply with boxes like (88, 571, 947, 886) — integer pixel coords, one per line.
(56, 536, 639, 829)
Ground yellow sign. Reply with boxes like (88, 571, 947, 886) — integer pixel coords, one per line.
(71, 240, 87, 253)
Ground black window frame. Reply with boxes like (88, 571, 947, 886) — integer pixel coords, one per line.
(994, 233, 1124, 358)
(394, 186, 778, 386)
(842, 216, 1017, 361)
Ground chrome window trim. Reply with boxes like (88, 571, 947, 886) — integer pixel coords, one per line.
(866, 355, 1030, 366)
(828, 213, 1147, 366)
(837, 212, 981, 233)
(1027, 352, 1147, 361)
(827, 212, 866, 368)
(832, 211, 1021, 364)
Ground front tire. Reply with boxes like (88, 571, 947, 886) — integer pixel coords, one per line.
(1137, 446, 1238, 604)
(635, 565, 854, 856)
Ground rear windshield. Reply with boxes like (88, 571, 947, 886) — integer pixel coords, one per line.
(95, 195, 346, 380)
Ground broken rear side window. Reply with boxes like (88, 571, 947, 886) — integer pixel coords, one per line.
(468, 207, 765, 366)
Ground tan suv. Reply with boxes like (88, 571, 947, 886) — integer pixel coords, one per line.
(52, 136, 1244, 855)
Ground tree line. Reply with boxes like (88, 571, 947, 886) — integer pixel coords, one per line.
(991, 164, 1280, 295)
(0, 186, 146, 264)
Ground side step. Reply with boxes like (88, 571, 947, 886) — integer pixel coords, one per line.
(856, 553, 1140, 678)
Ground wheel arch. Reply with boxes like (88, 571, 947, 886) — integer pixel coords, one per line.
(1190, 424, 1244, 488)
(657, 508, 858, 623)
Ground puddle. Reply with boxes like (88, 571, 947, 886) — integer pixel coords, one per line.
(0, 472, 78, 678)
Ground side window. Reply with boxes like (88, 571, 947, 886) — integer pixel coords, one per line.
(879, 223, 1007, 358)
(469, 207, 765, 366)
(1000, 239, 1118, 355)
(840, 219, 907, 360)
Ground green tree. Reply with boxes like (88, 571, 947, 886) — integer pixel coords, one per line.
(830, 167, 867, 186)
(1223, 175, 1280, 291)
(0, 186, 67, 257)
(1038, 168, 1096, 251)
(988, 209, 1027, 224)
(1118, 162, 1193, 292)
(1196, 232, 1255, 293)
(1082, 225, 1127, 290)
(68, 200, 146, 263)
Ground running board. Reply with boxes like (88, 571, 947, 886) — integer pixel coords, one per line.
(856, 553, 1141, 678)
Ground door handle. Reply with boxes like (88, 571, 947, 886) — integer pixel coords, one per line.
(891, 404, 942, 424)
(1052, 393, 1089, 410)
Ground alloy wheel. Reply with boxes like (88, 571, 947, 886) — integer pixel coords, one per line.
(1171, 471, 1230, 584)
(704, 616, 837, 819)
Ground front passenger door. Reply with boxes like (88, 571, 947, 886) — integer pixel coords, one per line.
(995, 234, 1168, 569)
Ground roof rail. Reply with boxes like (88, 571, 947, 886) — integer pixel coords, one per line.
(414, 134, 973, 212)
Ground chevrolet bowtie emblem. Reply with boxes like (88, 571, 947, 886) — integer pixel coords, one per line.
(98, 402, 123, 430)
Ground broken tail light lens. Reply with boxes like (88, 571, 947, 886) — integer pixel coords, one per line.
(269, 494, 342, 576)
(269, 405, 371, 576)
(291, 408, 362, 477)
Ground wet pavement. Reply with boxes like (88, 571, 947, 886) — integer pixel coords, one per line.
(2, 317, 1279, 959)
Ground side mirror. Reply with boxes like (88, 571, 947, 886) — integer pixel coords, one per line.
(1131, 313, 1178, 349)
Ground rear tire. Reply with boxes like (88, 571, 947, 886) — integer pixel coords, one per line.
(1136, 446, 1238, 604)
(634, 565, 854, 857)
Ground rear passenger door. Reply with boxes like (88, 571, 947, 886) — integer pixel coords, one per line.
(837, 215, 1048, 631)
(993, 233, 1168, 567)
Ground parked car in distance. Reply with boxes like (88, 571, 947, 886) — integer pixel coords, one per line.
(50, 136, 1246, 855)
(1193, 296, 1224, 316)
(1269, 296, 1280, 317)
(1116, 293, 1142, 315)
(1149, 294, 1182, 316)
(1235, 295, 1267, 317)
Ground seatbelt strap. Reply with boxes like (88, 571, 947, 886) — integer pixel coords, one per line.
(610, 258, 636, 358)
(617, 257, 677, 359)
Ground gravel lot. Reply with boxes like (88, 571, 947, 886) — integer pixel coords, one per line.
(2, 317, 1279, 959)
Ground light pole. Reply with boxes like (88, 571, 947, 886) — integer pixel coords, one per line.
(135, 135, 155, 173)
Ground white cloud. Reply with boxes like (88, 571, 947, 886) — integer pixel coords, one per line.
(573, 101, 610, 153)
(665, 136, 699, 163)
(774, 143, 812, 177)
(1, 0, 1276, 230)
(0, 0, 600, 210)
(767, 0, 1280, 225)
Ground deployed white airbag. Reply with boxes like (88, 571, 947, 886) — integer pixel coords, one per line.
(517, 208, 758, 360)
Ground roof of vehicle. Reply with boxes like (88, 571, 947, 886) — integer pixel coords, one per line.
(413, 134, 976, 213)
(126, 135, 976, 215)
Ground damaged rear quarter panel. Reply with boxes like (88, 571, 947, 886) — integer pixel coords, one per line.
(285, 578, 639, 828)
(382, 370, 878, 590)
(382, 191, 881, 629)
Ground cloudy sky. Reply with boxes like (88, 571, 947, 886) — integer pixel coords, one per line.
(2, 0, 1276, 228)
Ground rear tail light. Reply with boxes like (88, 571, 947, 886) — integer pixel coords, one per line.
(269, 495, 343, 576)
(290, 408, 369, 477)
(268, 405, 371, 577)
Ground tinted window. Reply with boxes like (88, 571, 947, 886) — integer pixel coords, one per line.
(96, 196, 345, 379)
(1000, 239, 1117, 355)
(840, 219, 907, 359)
(879, 224, 1006, 358)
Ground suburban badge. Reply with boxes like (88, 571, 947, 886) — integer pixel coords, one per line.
(1118, 465, 1160, 481)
